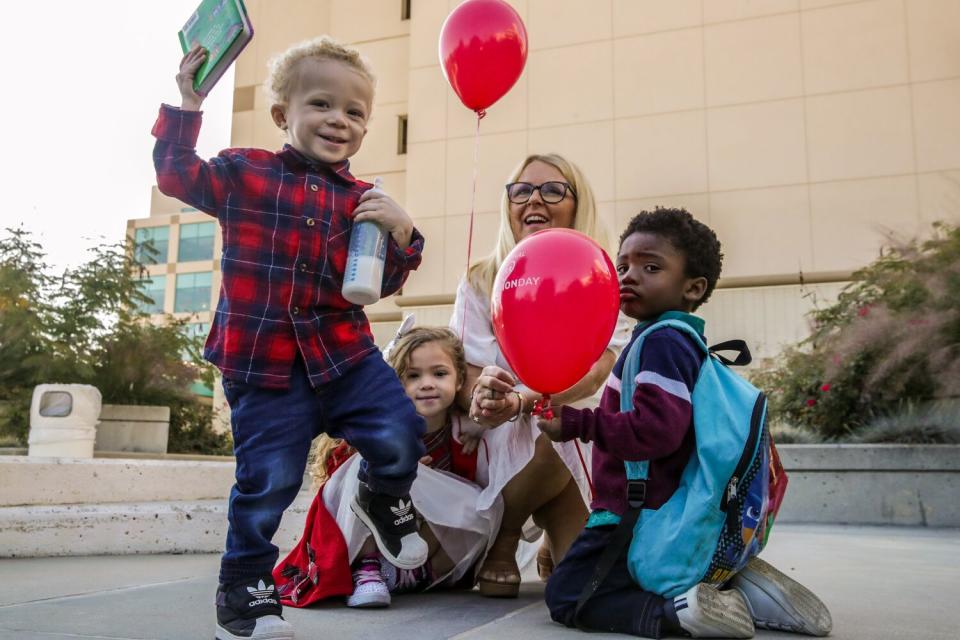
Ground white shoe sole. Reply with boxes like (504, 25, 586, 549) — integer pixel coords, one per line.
(215, 617, 294, 640)
(350, 496, 427, 570)
(734, 557, 832, 636)
(346, 591, 392, 608)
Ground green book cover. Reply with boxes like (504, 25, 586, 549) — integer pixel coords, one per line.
(178, 0, 253, 94)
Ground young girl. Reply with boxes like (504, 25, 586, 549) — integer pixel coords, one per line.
(273, 324, 501, 608)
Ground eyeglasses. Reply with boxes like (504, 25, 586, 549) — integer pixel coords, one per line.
(505, 181, 577, 205)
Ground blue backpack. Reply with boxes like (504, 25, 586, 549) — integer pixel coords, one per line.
(575, 317, 787, 622)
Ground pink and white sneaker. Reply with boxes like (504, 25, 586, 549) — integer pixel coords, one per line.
(346, 554, 391, 608)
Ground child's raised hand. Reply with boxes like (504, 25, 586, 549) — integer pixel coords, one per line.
(177, 45, 207, 111)
(537, 412, 565, 442)
(353, 189, 414, 250)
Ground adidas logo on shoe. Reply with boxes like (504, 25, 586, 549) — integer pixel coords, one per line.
(350, 482, 428, 570)
(390, 498, 415, 526)
(245, 579, 278, 608)
(216, 577, 291, 640)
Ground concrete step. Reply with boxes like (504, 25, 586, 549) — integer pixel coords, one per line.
(0, 455, 312, 507)
(0, 492, 313, 558)
(0, 456, 237, 506)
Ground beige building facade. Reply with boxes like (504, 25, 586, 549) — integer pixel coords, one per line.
(133, 0, 960, 371)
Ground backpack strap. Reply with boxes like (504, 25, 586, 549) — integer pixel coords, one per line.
(573, 477, 646, 630)
(708, 340, 752, 366)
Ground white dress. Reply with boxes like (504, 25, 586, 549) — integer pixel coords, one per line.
(323, 415, 502, 589)
(449, 278, 632, 563)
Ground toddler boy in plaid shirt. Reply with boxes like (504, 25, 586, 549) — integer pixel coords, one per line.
(153, 37, 428, 640)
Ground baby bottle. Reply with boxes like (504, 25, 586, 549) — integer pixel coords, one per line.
(342, 177, 388, 305)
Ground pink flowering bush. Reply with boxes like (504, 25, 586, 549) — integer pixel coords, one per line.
(751, 222, 960, 443)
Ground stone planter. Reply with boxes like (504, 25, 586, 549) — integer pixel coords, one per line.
(777, 444, 960, 527)
(95, 404, 170, 454)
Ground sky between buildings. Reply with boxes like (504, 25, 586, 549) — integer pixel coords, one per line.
(0, 1, 234, 275)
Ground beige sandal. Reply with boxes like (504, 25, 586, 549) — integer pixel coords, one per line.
(536, 543, 554, 582)
(476, 530, 522, 598)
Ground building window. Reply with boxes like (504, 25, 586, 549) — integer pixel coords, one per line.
(401, 0, 411, 20)
(397, 115, 408, 155)
(175, 272, 212, 313)
(134, 227, 169, 265)
(178, 221, 215, 262)
(138, 275, 166, 314)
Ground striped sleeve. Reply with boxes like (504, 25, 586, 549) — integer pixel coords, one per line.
(560, 328, 702, 460)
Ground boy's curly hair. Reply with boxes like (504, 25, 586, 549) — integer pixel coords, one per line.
(619, 207, 724, 310)
(266, 36, 376, 105)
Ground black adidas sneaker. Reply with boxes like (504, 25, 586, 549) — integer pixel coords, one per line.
(215, 577, 294, 640)
(350, 481, 428, 570)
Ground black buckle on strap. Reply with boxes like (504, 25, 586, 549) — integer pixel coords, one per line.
(627, 480, 646, 508)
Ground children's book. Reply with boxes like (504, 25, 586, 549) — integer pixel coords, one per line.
(178, 0, 254, 95)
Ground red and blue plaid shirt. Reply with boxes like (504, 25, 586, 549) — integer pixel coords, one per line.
(152, 104, 423, 389)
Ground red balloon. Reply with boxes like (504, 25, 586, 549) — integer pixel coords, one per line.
(491, 229, 620, 395)
(439, 0, 528, 113)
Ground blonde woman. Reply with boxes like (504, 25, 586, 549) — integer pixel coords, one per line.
(450, 154, 630, 597)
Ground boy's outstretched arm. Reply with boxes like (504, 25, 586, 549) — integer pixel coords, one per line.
(539, 331, 700, 461)
(352, 188, 424, 296)
(152, 45, 235, 216)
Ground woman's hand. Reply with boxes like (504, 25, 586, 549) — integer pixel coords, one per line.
(469, 365, 521, 427)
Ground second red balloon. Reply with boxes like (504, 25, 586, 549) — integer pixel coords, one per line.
(438, 0, 529, 114)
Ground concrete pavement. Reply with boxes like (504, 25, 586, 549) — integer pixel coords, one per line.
(1, 525, 958, 639)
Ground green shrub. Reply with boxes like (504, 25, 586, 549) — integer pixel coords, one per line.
(168, 400, 233, 455)
(752, 222, 960, 442)
(0, 227, 227, 455)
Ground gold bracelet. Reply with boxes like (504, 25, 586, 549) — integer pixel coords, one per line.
(506, 391, 524, 422)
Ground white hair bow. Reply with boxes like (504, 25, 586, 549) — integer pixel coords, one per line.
(382, 313, 416, 361)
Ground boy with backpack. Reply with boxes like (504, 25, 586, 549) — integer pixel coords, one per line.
(537, 208, 831, 638)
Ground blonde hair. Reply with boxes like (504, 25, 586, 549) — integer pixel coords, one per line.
(466, 153, 607, 298)
(266, 35, 376, 105)
(308, 327, 467, 488)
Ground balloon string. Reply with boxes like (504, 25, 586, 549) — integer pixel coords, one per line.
(532, 394, 593, 498)
(574, 439, 594, 500)
(458, 111, 483, 340)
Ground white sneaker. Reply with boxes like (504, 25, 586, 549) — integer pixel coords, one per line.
(673, 583, 755, 638)
(346, 555, 391, 608)
(731, 557, 832, 636)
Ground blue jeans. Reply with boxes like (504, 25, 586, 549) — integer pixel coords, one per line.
(219, 353, 425, 584)
(545, 526, 667, 638)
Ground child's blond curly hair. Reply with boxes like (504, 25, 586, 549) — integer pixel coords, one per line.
(265, 35, 376, 105)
